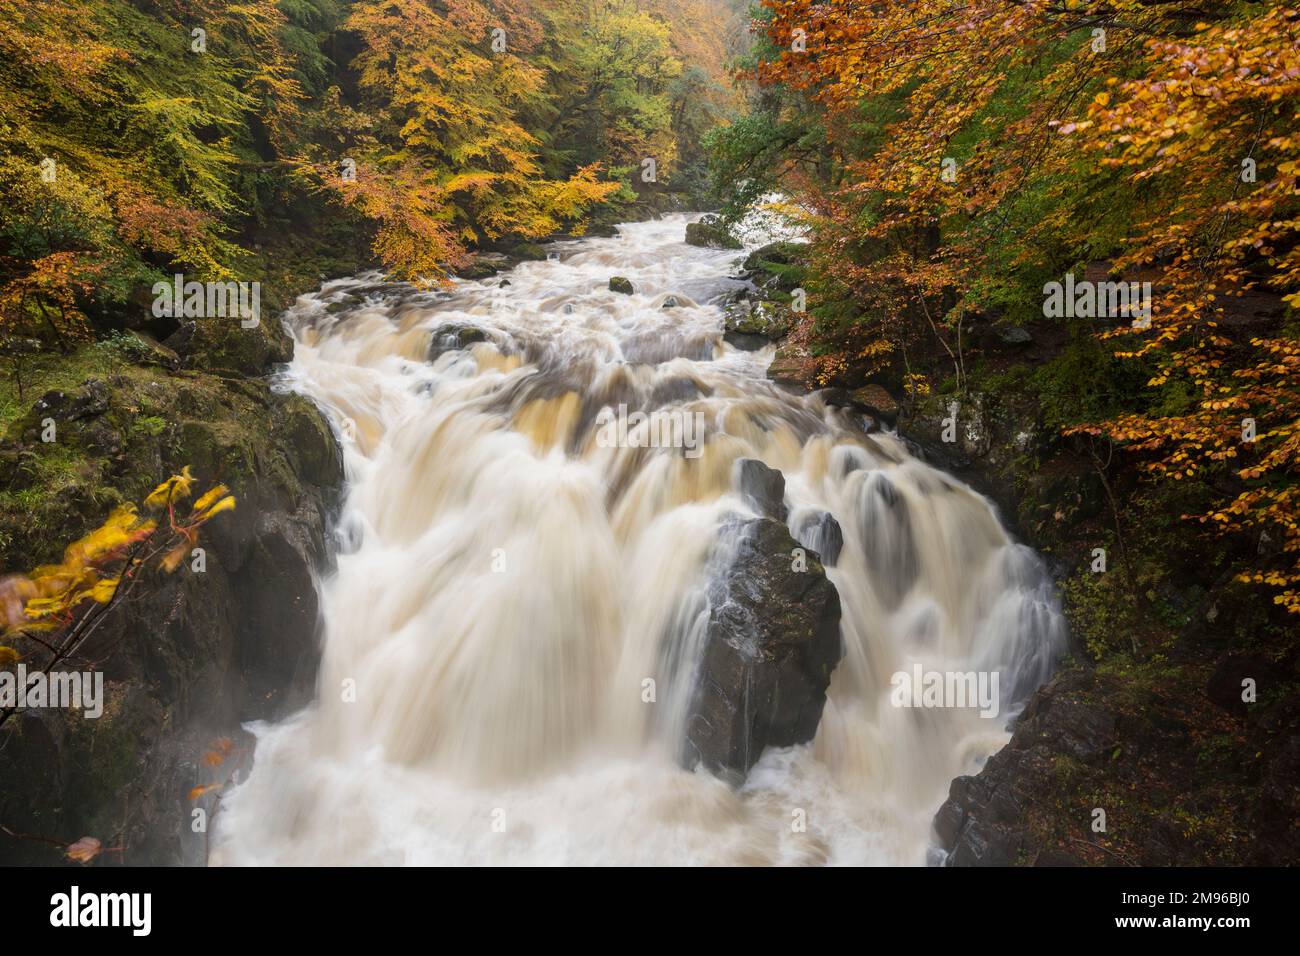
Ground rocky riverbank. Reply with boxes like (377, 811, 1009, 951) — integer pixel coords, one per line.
(0, 295, 345, 865)
(729, 225, 1300, 865)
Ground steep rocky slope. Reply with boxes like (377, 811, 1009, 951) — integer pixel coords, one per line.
(0, 316, 343, 865)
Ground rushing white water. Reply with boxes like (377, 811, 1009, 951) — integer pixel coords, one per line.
(214, 215, 1065, 866)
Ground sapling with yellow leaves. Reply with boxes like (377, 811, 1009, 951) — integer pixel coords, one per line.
(0, 467, 236, 726)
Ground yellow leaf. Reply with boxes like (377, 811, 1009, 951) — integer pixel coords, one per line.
(84, 577, 120, 604)
(145, 466, 196, 509)
(195, 495, 236, 522)
(191, 484, 230, 514)
(0, 646, 19, 665)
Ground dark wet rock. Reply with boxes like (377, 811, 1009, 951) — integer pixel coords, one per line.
(662, 295, 681, 309)
(162, 321, 199, 359)
(31, 379, 110, 424)
(899, 390, 1057, 551)
(796, 510, 844, 566)
(0, 386, 342, 865)
(345, 281, 405, 300)
(684, 215, 742, 250)
(456, 258, 501, 280)
(724, 331, 768, 352)
(822, 384, 900, 428)
(428, 323, 489, 359)
(850, 385, 900, 428)
(609, 276, 634, 295)
(683, 516, 843, 784)
(714, 286, 756, 311)
(724, 300, 792, 351)
(934, 673, 1118, 867)
(767, 342, 820, 391)
(739, 241, 807, 293)
(736, 458, 787, 522)
(925, 660, 1300, 866)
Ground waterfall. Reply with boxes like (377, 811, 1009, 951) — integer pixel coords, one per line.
(212, 215, 1066, 865)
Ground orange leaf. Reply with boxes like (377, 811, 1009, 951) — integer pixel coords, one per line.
(65, 836, 101, 864)
(201, 750, 225, 768)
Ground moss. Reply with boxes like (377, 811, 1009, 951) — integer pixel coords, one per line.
(0, 332, 337, 576)
(0, 345, 122, 433)
(131, 415, 167, 437)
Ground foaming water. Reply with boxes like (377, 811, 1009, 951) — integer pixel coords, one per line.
(213, 215, 1065, 865)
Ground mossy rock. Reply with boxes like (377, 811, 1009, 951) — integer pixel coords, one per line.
(509, 242, 549, 261)
(457, 258, 501, 280)
(186, 317, 293, 378)
(741, 241, 807, 273)
(685, 215, 742, 250)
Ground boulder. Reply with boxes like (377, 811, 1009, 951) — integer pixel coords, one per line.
(724, 300, 792, 351)
(428, 323, 489, 360)
(30, 379, 110, 423)
(740, 241, 807, 293)
(684, 214, 742, 250)
(992, 326, 1033, 348)
(609, 276, 634, 295)
(767, 342, 820, 392)
(850, 385, 900, 427)
(457, 259, 500, 280)
(741, 241, 806, 275)
(508, 242, 549, 261)
(821, 385, 902, 430)
(735, 457, 787, 521)
(682, 516, 843, 783)
(0, 382, 341, 865)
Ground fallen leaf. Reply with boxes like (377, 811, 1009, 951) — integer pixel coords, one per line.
(65, 836, 101, 864)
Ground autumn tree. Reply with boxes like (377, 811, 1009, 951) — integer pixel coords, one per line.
(725, 0, 1298, 612)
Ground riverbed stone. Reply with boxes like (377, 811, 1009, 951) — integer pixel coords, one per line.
(684, 215, 742, 250)
(735, 458, 788, 521)
(683, 516, 843, 784)
(767, 342, 820, 391)
(724, 300, 792, 350)
(428, 323, 489, 359)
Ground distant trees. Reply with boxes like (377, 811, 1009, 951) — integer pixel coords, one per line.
(0, 0, 746, 338)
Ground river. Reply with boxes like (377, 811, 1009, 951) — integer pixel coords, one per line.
(213, 214, 1065, 865)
